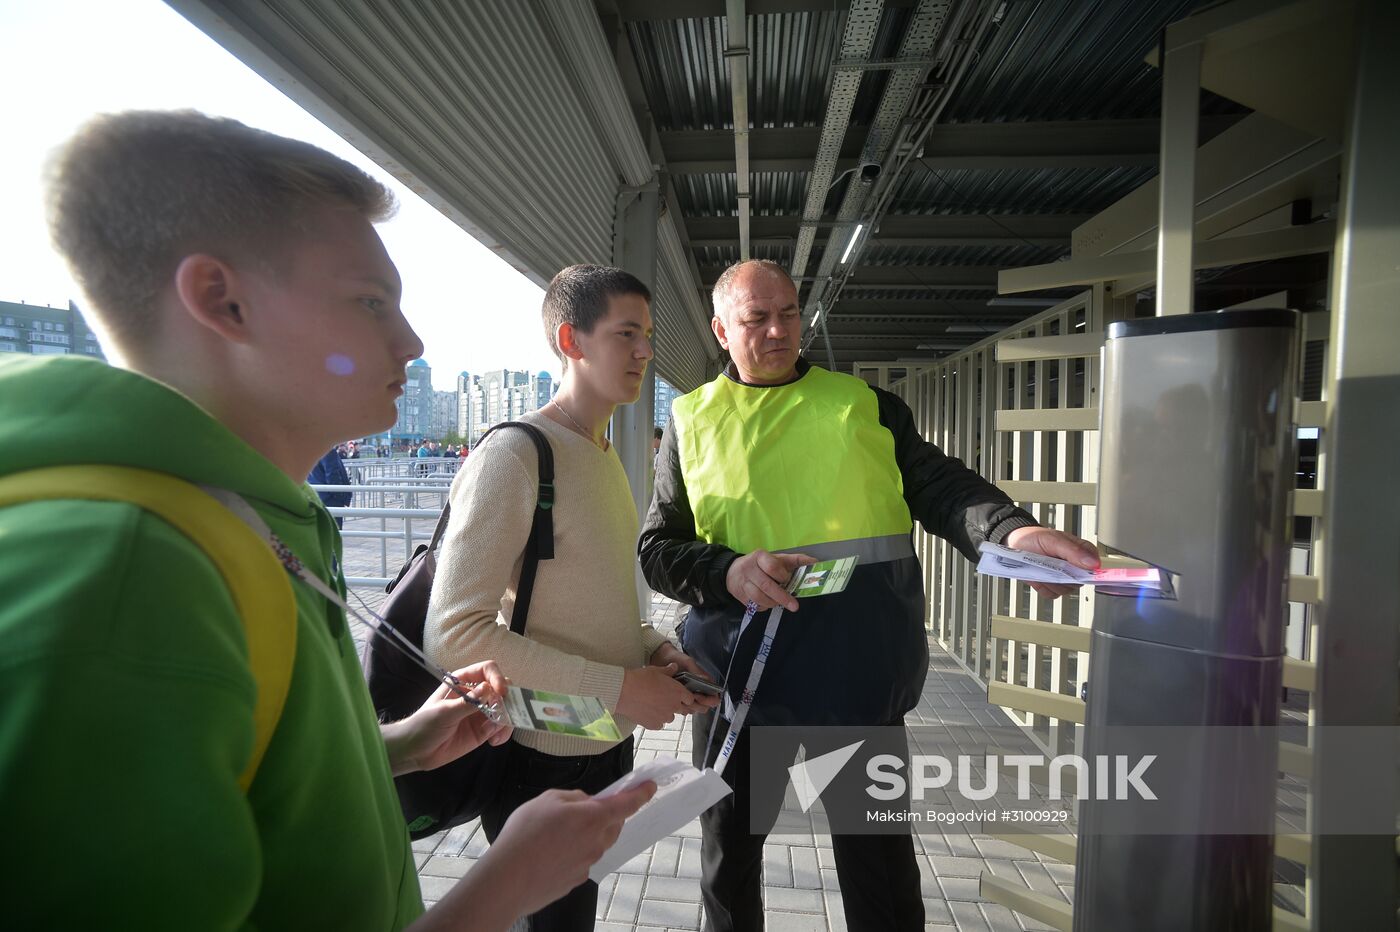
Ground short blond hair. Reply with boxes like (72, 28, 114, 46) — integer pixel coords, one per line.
(711, 259, 795, 322)
(46, 110, 395, 349)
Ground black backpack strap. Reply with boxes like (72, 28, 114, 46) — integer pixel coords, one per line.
(474, 422, 555, 635)
(425, 501, 453, 552)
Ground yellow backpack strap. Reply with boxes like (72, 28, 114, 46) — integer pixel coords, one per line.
(0, 465, 297, 792)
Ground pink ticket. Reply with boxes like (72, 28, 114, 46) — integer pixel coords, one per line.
(1090, 567, 1160, 583)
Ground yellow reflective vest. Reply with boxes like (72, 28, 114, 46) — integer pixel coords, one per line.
(672, 364, 914, 555)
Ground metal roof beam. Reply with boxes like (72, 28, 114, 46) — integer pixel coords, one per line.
(830, 299, 1028, 317)
(826, 347, 954, 362)
(664, 125, 864, 173)
(614, 0, 919, 20)
(701, 263, 1001, 287)
(816, 333, 973, 345)
(663, 116, 1242, 173)
(685, 212, 1089, 245)
(824, 320, 1008, 336)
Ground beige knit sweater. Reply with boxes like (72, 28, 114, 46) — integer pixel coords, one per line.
(424, 411, 671, 756)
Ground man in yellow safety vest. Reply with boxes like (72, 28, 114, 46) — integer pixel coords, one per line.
(639, 259, 1099, 932)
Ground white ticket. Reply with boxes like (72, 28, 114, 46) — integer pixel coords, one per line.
(588, 756, 731, 882)
(976, 541, 1169, 593)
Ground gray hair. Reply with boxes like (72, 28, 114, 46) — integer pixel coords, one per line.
(711, 259, 795, 321)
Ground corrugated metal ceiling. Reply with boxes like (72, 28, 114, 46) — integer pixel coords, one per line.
(623, 0, 1248, 367)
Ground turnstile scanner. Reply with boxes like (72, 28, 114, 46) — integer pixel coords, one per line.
(1073, 308, 1299, 931)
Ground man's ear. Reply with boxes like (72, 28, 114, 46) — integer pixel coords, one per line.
(710, 314, 732, 351)
(172, 253, 253, 344)
(556, 321, 586, 364)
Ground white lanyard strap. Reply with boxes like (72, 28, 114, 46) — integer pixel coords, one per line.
(712, 602, 784, 776)
(203, 488, 505, 724)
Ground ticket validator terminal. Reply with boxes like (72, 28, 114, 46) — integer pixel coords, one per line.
(1073, 308, 1299, 931)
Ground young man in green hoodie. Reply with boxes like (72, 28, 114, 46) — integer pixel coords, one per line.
(0, 110, 653, 930)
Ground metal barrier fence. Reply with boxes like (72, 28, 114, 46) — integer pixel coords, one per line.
(343, 456, 463, 483)
(309, 470, 458, 588)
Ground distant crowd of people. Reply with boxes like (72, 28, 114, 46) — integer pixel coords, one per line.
(335, 439, 471, 460)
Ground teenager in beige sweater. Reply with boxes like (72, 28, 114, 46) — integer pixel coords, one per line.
(424, 265, 717, 931)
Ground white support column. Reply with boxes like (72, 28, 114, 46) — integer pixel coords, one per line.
(975, 347, 996, 681)
(1046, 307, 1071, 755)
(1025, 318, 1049, 732)
(611, 181, 661, 614)
(1155, 32, 1203, 317)
(1310, 0, 1400, 924)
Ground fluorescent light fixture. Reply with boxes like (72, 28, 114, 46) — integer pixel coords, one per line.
(840, 224, 863, 264)
(1075, 319, 1086, 329)
(946, 323, 1002, 333)
(810, 308, 822, 329)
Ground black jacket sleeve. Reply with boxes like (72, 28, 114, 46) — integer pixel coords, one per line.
(638, 418, 740, 608)
(873, 386, 1038, 562)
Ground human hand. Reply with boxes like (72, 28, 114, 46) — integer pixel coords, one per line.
(724, 549, 817, 612)
(380, 662, 513, 776)
(1004, 526, 1100, 600)
(417, 783, 657, 932)
(650, 642, 722, 713)
(617, 663, 707, 729)
(492, 784, 656, 912)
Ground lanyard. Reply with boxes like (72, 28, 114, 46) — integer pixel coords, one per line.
(204, 488, 506, 725)
(708, 600, 784, 776)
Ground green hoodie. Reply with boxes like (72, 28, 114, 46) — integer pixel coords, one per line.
(0, 355, 423, 929)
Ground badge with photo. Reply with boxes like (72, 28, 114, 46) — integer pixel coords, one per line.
(790, 556, 859, 598)
(503, 686, 624, 741)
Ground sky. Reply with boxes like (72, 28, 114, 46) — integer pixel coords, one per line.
(0, 0, 559, 390)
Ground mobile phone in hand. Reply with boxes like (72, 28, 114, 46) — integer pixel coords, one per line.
(674, 671, 724, 697)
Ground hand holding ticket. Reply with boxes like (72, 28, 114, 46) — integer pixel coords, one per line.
(976, 542, 1174, 597)
(588, 756, 731, 882)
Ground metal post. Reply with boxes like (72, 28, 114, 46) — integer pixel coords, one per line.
(1309, 0, 1400, 925)
(1155, 32, 1202, 317)
(611, 178, 661, 616)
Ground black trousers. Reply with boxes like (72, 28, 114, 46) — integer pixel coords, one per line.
(692, 709, 924, 932)
(481, 737, 634, 931)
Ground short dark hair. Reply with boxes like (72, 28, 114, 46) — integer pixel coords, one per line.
(542, 265, 651, 367)
(47, 109, 395, 350)
(654, 426, 664, 439)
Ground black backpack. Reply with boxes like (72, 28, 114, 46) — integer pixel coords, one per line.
(363, 422, 554, 839)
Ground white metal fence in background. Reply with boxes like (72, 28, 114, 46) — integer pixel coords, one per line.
(311, 456, 462, 588)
